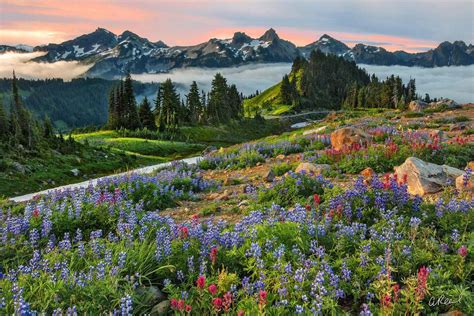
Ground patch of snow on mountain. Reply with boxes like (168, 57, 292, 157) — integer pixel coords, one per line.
(61, 51, 71, 59)
(16, 44, 33, 52)
(73, 45, 85, 57)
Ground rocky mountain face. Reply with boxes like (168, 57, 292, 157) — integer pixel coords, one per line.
(299, 34, 350, 57)
(0, 44, 33, 53)
(4, 28, 473, 78)
(29, 27, 299, 78)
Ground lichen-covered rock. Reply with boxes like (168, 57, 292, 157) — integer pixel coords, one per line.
(330, 127, 371, 151)
(295, 162, 330, 175)
(264, 169, 276, 182)
(408, 100, 428, 112)
(394, 157, 464, 196)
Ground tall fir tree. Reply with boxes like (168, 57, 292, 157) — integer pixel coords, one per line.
(159, 79, 180, 131)
(227, 84, 242, 120)
(123, 72, 141, 129)
(280, 74, 292, 104)
(43, 115, 54, 139)
(186, 81, 202, 124)
(116, 80, 125, 128)
(107, 86, 118, 129)
(138, 97, 156, 130)
(208, 73, 230, 124)
(0, 99, 8, 140)
(11, 72, 36, 148)
(200, 90, 207, 123)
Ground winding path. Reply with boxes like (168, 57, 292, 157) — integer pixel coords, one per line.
(10, 156, 202, 203)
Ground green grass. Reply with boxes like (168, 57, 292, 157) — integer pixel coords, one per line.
(243, 69, 303, 116)
(74, 131, 205, 159)
(0, 146, 163, 197)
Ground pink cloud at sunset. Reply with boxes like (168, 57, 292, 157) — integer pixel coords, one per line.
(0, 0, 471, 51)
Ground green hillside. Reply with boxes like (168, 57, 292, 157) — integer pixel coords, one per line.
(244, 69, 303, 116)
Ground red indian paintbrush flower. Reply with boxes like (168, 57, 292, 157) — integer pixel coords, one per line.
(208, 284, 218, 295)
(212, 297, 223, 311)
(259, 290, 267, 305)
(458, 245, 468, 257)
(415, 266, 429, 301)
(223, 291, 233, 312)
(196, 275, 206, 289)
(177, 299, 185, 311)
(210, 247, 218, 265)
(170, 298, 178, 309)
(313, 193, 321, 206)
(179, 226, 189, 239)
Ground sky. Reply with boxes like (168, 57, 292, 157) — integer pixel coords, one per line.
(1, 0, 473, 52)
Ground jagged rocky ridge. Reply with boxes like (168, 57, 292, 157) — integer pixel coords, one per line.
(5, 27, 473, 77)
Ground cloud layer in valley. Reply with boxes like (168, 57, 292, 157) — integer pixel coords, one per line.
(0, 52, 92, 80)
(133, 63, 292, 97)
(135, 63, 474, 104)
(361, 65, 474, 104)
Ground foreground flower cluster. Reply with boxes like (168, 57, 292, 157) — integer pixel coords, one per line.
(1, 151, 472, 315)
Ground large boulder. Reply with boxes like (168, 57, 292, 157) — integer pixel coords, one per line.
(151, 300, 170, 316)
(394, 157, 464, 196)
(295, 162, 330, 175)
(408, 100, 428, 112)
(330, 127, 371, 151)
(430, 98, 459, 109)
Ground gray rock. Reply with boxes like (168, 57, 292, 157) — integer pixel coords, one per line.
(394, 157, 464, 196)
(137, 286, 165, 306)
(430, 98, 459, 109)
(295, 162, 330, 175)
(408, 100, 428, 112)
(264, 169, 276, 182)
(151, 300, 170, 316)
(238, 200, 249, 207)
(70, 169, 80, 177)
(449, 122, 468, 131)
(12, 162, 26, 174)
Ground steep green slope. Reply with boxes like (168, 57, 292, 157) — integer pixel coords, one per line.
(244, 70, 303, 116)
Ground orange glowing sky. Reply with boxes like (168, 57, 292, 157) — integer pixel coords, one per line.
(1, 0, 472, 53)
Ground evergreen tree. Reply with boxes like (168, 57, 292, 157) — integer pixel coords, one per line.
(0, 99, 8, 140)
(138, 97, 156, 130)
(424, 93, 431, 103)
(200, 90, 207, 123)
(407, 79, 416, 102)
(159, 79, 180, 131)
(11, 72, 36, 148)
(208, 73, 230, 124)
(357, 88, 366, 109)
(280, 74, 292, 104)
(107, 87, 118, 129)
(43, 115, 54, 139)
(115, 81, 125, 128)
(290, 77, 298, 101)
(186, 81, 202, 124)
(123, 72, 141, 129)
(227, 84, 242, 120)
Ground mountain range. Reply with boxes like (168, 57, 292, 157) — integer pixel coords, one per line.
(3, 27, 473, 78)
